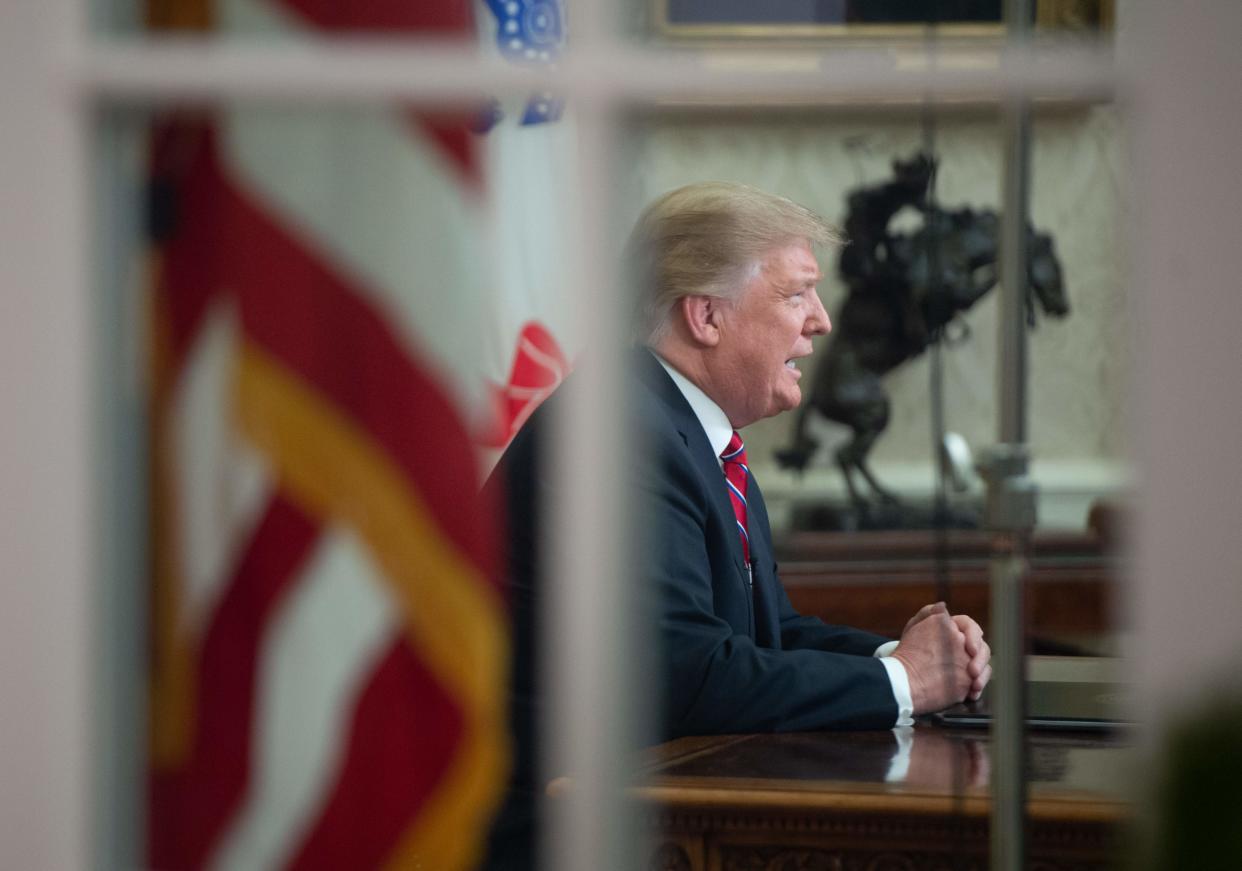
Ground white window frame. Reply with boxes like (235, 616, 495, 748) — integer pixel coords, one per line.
(6, 1, 1242, 869)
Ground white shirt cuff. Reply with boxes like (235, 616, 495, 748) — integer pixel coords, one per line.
(875, 642, 914, 726)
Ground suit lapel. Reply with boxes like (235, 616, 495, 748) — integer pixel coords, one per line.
(633, 348, 784, 646)
(631, 350, 751, 575)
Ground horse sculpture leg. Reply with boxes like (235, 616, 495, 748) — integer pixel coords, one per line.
(856, 455, 900, 505)
(833, 388, 898, 508)
(775, 404, 820, 472)
(834, 451, 867, 509)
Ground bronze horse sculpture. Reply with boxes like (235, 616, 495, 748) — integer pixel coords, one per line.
(776, 155, 1069, 510)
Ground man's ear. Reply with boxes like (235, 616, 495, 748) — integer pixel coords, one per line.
(679, 295, 724, 347)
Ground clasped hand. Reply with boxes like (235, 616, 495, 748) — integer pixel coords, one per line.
(891, 602, 992, 716)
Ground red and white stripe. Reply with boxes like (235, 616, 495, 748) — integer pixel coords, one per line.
(146, 1, 507, 869)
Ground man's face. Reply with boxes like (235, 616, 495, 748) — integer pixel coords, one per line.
(712, 241, 831, 428)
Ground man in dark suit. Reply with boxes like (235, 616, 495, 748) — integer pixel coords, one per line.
(481, 181, 991, 870)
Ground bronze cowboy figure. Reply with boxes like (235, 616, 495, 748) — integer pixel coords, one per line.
(776, 154, 1069, 512)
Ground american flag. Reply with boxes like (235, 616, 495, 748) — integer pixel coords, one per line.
(145, 1, 508, 868)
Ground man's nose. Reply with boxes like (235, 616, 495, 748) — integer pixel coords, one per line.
(807, 290, 831, 336)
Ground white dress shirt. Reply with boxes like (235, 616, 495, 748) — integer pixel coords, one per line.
(655, 354, 914, 727)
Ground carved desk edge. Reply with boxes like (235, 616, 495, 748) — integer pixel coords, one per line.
(632, 732, 1128, 871)
(631, 779, 1128, 825)
(638, 784, 1125, 871)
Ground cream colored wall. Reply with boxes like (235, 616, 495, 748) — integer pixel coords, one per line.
(628, 106, 1129, 527)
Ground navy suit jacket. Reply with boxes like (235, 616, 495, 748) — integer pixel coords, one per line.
(626, 348, 898, 735)
(480, 348, 897, 870)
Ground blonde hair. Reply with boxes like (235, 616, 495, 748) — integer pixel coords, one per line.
(626, 181, 841, 344)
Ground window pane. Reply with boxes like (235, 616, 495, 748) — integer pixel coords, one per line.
(626, 103, 1126, 657)
(98, 94, 565, 868)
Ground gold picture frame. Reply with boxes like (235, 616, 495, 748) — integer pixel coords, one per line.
(651, 0, 1114, 42)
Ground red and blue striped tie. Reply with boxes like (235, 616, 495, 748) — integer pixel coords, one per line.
(721, 432, 750, 568)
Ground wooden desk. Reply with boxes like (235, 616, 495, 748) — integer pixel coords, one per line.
(634, 725, 1131, 871)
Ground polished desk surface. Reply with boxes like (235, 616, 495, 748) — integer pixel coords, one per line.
(631, 659, 1134, 870)
(637, 725, 1131, 821)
